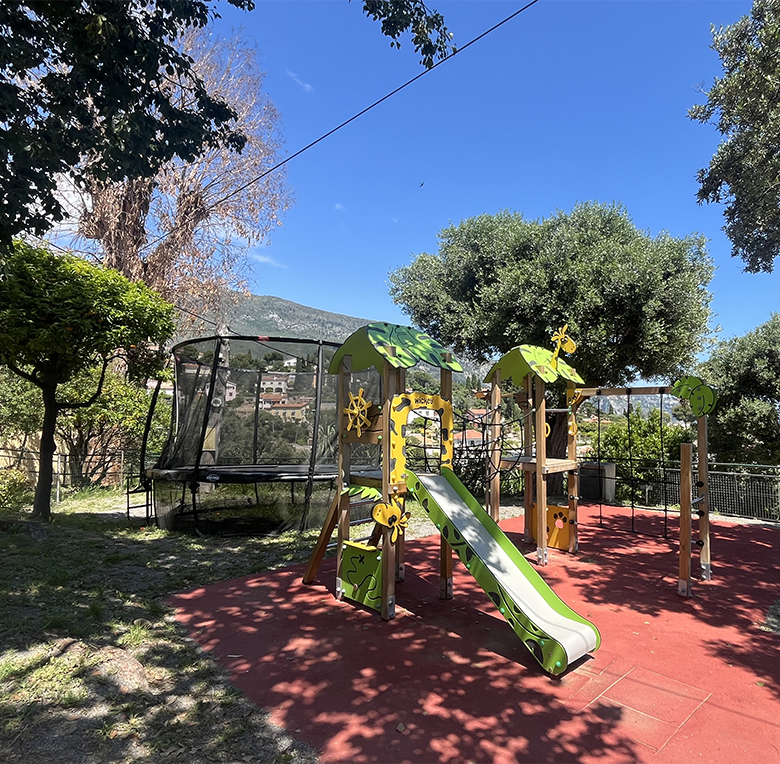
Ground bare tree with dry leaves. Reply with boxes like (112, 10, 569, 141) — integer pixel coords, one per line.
(62, 27, 290, 322)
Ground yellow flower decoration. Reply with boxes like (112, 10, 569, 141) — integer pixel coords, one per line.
(344, 387, 372, 438)
(372, 502, 411, 544)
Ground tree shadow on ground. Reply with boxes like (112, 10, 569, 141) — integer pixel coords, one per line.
(171, 562, 642, 764)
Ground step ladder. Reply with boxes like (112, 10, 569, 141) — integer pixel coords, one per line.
(126, 477, 153, 523)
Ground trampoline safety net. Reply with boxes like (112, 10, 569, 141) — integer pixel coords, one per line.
(148, 335, 381, 530)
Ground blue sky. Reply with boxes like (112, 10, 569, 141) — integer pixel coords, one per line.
(211, 0, 774, 343)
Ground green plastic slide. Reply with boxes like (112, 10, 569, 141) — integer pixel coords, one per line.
(407, 468, 600, 675)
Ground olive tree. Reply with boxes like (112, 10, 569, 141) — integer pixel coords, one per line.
(390, 202, 715, 463)
(690, 0, 780, 273)
(390, 202, 715, 385)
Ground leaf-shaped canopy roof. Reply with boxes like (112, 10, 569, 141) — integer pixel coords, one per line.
(329, 322, 463, 374)
(483, 344, 584, 386)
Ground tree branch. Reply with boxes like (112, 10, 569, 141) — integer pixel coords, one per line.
(57, 357, 110, 410)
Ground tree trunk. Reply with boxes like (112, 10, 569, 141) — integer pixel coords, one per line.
(31, 385, 59, 522)
(66, 431, 91, 488)
(547, 414, 569, 498)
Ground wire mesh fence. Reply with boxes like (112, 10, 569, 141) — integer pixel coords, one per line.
(0, 447, 127, 501)
(583, 458, 780, 523)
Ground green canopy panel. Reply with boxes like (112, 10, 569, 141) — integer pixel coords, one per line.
(329, 322, 463, 374)
(484, 344, 584, 386)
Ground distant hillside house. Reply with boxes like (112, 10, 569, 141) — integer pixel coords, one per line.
(453, 429, 485, 447)
(270, 402, 310, 421)
(467, 408, 488, 424)
(261, 372, 292, 394)
(260, 393, 288, 409)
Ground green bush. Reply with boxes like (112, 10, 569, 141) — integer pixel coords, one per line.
(0, 468, 34, 510)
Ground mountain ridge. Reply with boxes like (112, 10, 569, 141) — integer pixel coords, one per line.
(226, 294, 376, 343)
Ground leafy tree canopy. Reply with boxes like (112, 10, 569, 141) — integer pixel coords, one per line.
(360, 0, 453, 68)
(389, 202, 715, 386)
(698, 313, 780, 464)
(0, 242, 175, 389)
(56, 366, 170, 487)
(0, 366, 42, 441)
(689, 0, 780, 273)
(0, 241, 175, 519)
(0, 0, 254, 247)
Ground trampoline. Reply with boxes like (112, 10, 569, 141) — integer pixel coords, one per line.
(146, 335, 381, 531)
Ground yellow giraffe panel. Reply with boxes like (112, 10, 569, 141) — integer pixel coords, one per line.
(389, 392, 454, 488)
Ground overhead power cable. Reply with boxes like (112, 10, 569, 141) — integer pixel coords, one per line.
(138, 0, 542, 257)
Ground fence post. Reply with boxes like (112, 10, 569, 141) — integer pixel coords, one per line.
(55, 452, 62, 504)
(678, 442, 693, 598)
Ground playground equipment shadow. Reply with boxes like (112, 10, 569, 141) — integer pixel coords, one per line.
(169, 503, 780, 764)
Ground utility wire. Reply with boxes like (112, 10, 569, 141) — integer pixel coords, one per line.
(138, 0, 542, 256)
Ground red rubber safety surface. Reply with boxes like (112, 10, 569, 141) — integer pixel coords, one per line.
(170, 505, 780, 764)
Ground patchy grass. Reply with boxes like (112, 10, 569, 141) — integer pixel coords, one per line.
(0, 489, 320, 764)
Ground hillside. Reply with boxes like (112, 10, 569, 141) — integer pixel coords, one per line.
(225, 294, 373, 343)
(219, 294, 484, 379)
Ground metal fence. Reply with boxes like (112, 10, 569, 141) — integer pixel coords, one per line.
(592, 459, 780, 523)
(4, 442, 780, 522)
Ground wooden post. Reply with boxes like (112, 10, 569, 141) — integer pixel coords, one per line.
(488, 369, 502, 522)
(335, 355, 352, 601)
(535, 378, 548, 566)
(566, 383, 579, 554)
(380, 359, 399, 609)
(697, 416, 712, 581)
(55, 452, 62, 505)
(439, 364, 454, 599)
(381, 526, 396, 620)
(523, 373, 534, 542)
(678, 442, 693, 598)
(302, 491, 340, 584)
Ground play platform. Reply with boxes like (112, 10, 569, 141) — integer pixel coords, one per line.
(170, 505, 780, 764)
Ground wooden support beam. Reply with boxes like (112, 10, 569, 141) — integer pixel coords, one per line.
(335, 355, 352, 600)
(380, 527, 396, 620)
(575, 386, 674, 398)
(697, 416, 712, 581)
(302, 490, 341, 584)
(535, 378, 548, 566)
(567, 383, 579, 554)
(382, 361, 402, 600)
(335, 490, 351, 601)
(523, 373, 534, 543)
(678, 442, 693, 598)
(439, 364, 454, 598)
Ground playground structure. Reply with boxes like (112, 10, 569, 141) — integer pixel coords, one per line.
(143, 328, 715, 604)
(483, 343, 586, 566)
(303, 322, 600, 675)
(145, 334, 378, 530)
(482, 347, 717, 594)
